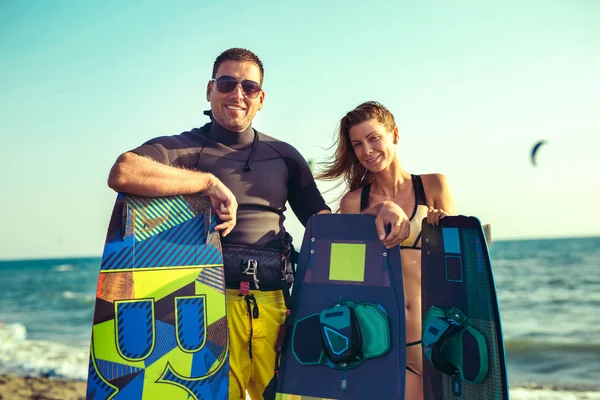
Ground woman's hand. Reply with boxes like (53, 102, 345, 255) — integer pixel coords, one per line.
(374, 201, 411, 249)
(427, 207, 448, 227)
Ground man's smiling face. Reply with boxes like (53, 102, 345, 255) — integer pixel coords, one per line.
(206, 60, 265, 132)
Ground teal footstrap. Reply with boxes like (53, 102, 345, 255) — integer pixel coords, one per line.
(422, 306, 489, 384)
(292, 300, 391, 370)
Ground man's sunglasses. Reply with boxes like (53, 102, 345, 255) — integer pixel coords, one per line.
(211, 76, 262, 99)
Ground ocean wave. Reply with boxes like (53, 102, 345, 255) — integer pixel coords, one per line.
(3, 325, 600, 385)
(511, 385, 600, 400)
(0, 323, 88, 380)
(61, 291, 95, 304)
(52, 264, 74, 272)
(0, 323, 26, 351)
(505, 339, 600, 354)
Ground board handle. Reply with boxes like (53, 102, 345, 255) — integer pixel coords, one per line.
(482, 224, 492, 245)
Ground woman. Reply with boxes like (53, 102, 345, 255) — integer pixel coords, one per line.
(318, 101, 455, 399)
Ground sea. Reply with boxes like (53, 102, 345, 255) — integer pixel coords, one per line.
(1, 236, 599, 399)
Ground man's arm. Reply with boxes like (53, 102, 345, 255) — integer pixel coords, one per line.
(107, 152, 238, 236)
(108, 152, 216, 196)
(284, 152, 331, 226)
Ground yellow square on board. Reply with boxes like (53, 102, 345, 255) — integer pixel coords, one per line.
(329, 243, 366, 282)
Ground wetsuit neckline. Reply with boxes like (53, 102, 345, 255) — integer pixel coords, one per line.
(202, 111, 258, 172)
(207, 119, 255, 149)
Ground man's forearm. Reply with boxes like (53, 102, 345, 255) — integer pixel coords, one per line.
(107, 152, 215, 197)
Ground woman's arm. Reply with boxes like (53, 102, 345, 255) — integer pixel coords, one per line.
(423, 173, 455, 226)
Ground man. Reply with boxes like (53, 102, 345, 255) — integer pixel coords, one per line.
(108, 48, 408, 399)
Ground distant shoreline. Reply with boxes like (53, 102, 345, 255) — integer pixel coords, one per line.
(0, 255, 101, 263)
(1, 234, 600, 262)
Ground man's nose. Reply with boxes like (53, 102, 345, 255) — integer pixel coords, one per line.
(230, 83, 245, 100)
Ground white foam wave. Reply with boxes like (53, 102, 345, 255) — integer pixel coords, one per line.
(61, 291, 95, 304)
(511, 387, 600, 400)
(3, 325, 600, 390)
(52, 263, 74, 272)
(62, 290, 77, 299)
(0, 322, 26, 351)
(0, 323, 88, 380)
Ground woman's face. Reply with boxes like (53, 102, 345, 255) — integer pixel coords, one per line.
(348, 119, 397, 173)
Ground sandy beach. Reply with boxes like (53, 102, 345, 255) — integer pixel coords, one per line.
(2, 375, 600, 400)
(0, 375, 85, 400)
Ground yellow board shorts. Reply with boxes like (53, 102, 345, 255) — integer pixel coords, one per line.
(226, 288, 287, 400)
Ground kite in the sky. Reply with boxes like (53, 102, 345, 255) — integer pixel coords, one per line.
(531, 140, 547, 166)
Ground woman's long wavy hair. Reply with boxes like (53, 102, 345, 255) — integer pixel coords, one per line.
(317, 101, 398, 204)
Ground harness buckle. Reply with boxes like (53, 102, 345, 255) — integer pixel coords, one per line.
(241, 259, 260, 289)
(281, 255, 295, 284)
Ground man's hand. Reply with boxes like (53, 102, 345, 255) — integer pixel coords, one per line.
(205, 176, 238, 237)
(107, 152, 239, 236)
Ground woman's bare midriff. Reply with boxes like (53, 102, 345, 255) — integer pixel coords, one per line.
(402, 248, 423, 400)
(402, 249, 422, 351)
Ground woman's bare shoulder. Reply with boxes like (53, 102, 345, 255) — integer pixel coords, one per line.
(420, 173, 454, 212)
(340, 187, 363, 214)
(420, 173, 449, 195)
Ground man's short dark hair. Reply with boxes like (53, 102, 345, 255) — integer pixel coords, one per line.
(212, 48, 264, 84)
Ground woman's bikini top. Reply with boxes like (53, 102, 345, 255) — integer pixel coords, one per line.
(359, 174, 428, 249)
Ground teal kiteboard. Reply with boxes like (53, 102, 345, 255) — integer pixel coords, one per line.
(276, 214, 406, 399)
(421, 216, 508, 399)
(86, 193, 229, 400)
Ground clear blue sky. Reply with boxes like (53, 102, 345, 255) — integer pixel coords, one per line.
(1, 0, 599, 260)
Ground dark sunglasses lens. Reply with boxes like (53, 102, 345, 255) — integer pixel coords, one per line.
(241, 81, 261, 98)
(216, 77, 238, 93)
(215, 76, 261, 98)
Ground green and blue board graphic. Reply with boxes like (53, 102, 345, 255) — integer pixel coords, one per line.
(86, 193, 228, 400)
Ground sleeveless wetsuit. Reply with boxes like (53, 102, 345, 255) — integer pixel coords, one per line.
(359, 174, 427, 376)
(131, 119, 329, 400)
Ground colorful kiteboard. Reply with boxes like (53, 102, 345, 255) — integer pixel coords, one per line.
(86, 193, 228, 400)
(276, 214, 406, 400)
(421, 216, 508, 400)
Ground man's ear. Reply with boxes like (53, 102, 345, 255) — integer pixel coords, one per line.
(206, 80, 213, 102)
(257, 90, 265, 111)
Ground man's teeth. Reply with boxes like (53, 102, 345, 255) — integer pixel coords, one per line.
(226, 105, 243, 110)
